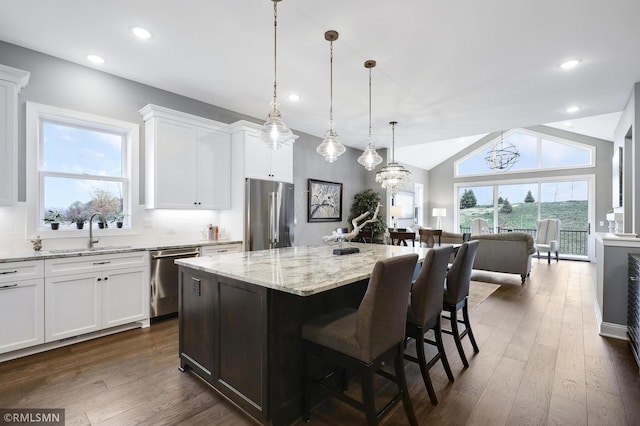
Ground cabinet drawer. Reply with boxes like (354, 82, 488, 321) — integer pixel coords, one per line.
(45, 252, 148, 277)
(0, 260, 44, 283)
(201, 243, 242, 257)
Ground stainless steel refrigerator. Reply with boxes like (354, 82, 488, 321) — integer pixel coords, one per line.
(245, 178, 295, 251)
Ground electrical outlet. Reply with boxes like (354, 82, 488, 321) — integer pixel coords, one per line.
(143, 219, 152, 229)
(599, 221, 604, 227)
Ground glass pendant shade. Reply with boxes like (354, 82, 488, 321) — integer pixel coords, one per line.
(261, 104, 293, 150)
(317, 129, 345, 163)
(317, 30, 346, 162)
(260, 0, 294, 150)
(375, 121, 411, 196)
(359, 60, 383, 171)
(357, 142, 383, 171)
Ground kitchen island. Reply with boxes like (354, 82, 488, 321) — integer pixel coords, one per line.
(175, 243, 431, 425)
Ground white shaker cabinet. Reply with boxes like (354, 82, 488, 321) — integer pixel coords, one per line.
(140, 104, 231, 210)
(0, 260, 44, 354)
(200, 242, 242, 257)
(44, 252, 149, 342)
(0, 64, 30, 206)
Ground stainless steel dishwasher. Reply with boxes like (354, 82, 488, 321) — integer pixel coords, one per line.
(150, 246, 200, 318)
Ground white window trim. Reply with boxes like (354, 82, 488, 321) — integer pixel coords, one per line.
(26, 102, 139, 239)
(454, 128, 596, 178)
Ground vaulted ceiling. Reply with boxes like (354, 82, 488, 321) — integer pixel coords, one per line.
(1, 0, 638, 169)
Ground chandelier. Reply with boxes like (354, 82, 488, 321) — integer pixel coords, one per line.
(484, 131, 519, 171)
(357, 60, 383, 171)
(259, 0, 294, 150)
(375, 121, 411, 196)
(316, 30, 346, 162)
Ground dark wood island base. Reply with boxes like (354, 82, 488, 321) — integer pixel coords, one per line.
(178, 266, 368, 425)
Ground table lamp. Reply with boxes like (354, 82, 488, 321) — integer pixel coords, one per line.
(432, 208, 446, 230)
(390, 205, 403, 231)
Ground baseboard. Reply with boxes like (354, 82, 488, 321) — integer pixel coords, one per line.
(0, 320, 147, 363)
(593, 303, 628, 340)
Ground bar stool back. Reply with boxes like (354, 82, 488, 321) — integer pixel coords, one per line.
(302, 254, 419, 425)
(405, 245, 454, 404)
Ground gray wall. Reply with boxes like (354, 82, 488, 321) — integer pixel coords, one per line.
(1, 40, 396, 244)
(614, 82, 639, 233)
(428, 125, 614, 233)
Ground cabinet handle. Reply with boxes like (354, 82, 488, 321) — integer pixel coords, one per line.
(97, 278, 102, 282)
(0, 270, 18, 275)
(104, 276, 109, 281)
(0, 283, 18, 290)
(152, 251, 200, 259)
(93, 261, 111, 265)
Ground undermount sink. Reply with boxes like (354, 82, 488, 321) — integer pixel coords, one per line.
(49, 245, 134, 254)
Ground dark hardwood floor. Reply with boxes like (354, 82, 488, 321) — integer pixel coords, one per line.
(0, 260, 638, 425)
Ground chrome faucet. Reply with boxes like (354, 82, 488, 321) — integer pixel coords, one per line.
(88, 212, 108, 248)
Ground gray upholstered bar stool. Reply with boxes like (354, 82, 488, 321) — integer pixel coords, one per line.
(442, 240, 480, 368)
(404, 245, 454, 405)
(301, 254, 419, 426)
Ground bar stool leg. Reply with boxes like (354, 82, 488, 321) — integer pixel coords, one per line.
(449, 307, 469, 368)
(361, 370, 378, 425)
(434, 320, 455, 382)
(415, 331, 438, 405)
(394, 343, 418, 426)
(462, 302, 479, 353)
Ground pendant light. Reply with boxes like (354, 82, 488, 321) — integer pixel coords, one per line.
(484, 130, 520, 171)
(375, 121, 411, 196)
(259, 0, 294, 150)
(357, 60, 383, 171)
(316, 30, 346, 162)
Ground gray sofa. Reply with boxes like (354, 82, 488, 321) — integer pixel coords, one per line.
(441, 231, 536, 284)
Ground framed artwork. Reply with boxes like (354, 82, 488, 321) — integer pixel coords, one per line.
(308, 179, 343, 222)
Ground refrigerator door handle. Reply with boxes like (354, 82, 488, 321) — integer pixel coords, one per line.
(269, 192, 277, 247)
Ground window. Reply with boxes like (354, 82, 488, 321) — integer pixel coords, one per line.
(455, 176, 593, 258)
(26, 102, 139, 234)
(455, 129, 595, 177)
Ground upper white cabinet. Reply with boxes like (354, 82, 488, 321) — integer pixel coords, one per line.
(0, 64, 30, 206)
(231, 121, 294, 183)
(140, 104, 231, 210)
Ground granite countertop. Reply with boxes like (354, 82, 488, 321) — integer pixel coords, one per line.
(175, 243, 432, 297)
(0, 240, 243, 263)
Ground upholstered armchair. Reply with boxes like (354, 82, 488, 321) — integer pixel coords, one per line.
(535, 219, 560, 263)
(470, 218, 490, 235)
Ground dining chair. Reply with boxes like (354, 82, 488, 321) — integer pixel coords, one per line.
(418, 229, 442, 247)
(405, 245, 454, 405)
(302, 254, 419, 426)
(390, 231, 416, 247)
(535, 219, 560, 263)
(442, 240, 480, 368)
(355, 229, 374, 243)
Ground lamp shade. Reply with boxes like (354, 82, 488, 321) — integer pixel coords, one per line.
(432, 208, 446, 217)
(390, 205, 403, 217)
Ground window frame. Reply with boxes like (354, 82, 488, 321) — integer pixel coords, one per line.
(454, 128, 596, 178)
(26, 102, 139, 238)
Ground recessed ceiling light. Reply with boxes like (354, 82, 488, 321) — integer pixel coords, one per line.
(288, 94, 300, 102)
(87, 54, 105, 64)
(131, 27, 152, 40)
(565, 106, 581, 113)
(564, 122, 573, 127)
(559, 59, 581, 70)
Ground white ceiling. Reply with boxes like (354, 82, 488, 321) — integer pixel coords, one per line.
(1, 0, 638, 170)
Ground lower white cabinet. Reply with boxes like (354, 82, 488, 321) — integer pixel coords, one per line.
(201, 242, 242, 257)
(44, 252, 149, 342)
(0, 260, 44, 354)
